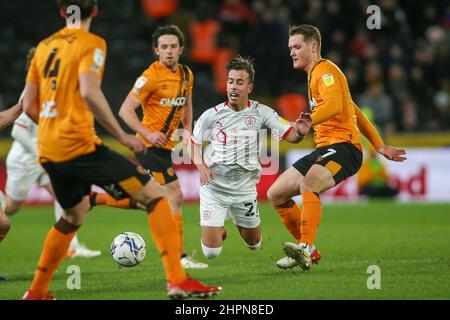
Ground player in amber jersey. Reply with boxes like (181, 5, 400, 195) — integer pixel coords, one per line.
(267, 24, 407, 271)
(116, 25, 207, 269)
(21, 0, 220, 300)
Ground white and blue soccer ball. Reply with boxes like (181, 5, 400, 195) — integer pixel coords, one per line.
(110, 232, 146, 267)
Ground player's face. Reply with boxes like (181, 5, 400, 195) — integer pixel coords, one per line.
(227, 69, 253, 109)
(288, 34, 313, 70)
(154, 35, 183, 71)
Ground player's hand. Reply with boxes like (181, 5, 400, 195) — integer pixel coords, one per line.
(182, 129, 191, 147)
(377, 145, 407, 162)
(144, 131, 167, 148)
(119, 133, 147, 153)
(199, 166, 214, 186)
(295, 112, 312, 138)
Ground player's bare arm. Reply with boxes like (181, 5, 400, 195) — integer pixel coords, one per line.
(119, 93, 168, 148)
(354, 105, 407, 162)
(79, 72, 146, 153)
(0, 102, 23, 130)
(22, 82, 40, 124)
(181, 95, 193, 144)
(187, 140, 213, 186)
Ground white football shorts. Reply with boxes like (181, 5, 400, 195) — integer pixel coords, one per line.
(200, 185, 260, 229)
(5, 161, 50, 201)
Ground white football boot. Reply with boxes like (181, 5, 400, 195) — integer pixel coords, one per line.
(68, 244, 102, 258)
(180, 255, 209, 269)
(282, 242, 314, 270)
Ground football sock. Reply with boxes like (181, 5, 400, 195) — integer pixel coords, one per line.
(274, 199, 302, 243)
(93, 192, 132, 209)
(0, 235, 5, 243)
(173, 212, 184, 257)
(29, 219, 79, 297)
(54, 201, 80, 248)
(300, 192, 322, 245)
(147, 197, 187, 284)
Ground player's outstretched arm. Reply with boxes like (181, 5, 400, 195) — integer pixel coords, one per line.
(376, 145, 407, 162)
(0, 102, 23, 130)
(79, 72, 146, 153)
(354, 105, 407, 162)
(187, 140, 213, 186)
(119, 93, 168, 148)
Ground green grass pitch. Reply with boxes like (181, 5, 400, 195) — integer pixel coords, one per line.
(0, 202, 449, 300)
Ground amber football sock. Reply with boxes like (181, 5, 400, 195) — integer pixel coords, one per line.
(29, 219, 79, 297)
(94, 192, 132, 209)
(147, 198, 187, 284)
(300, 192, 322, 245)
(274, 200, 302, 243)
(173, 212, 184, 257)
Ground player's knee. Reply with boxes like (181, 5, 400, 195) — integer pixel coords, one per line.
(244, 237, 262, 250)
(201, 242, 222, 259)
(267, 186, 283, 206)
(0, 218, 11, 235)
(172, 189, 183, 210)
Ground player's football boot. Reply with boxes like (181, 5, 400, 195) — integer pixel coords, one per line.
(167, 277, 221, 299)
(282, 242, 314, 270)
(180, 255, 208, 269)
(276, 247, 321, 269)
(67, 244, 101, 258)
(0, 276, 6, 282)
(22, 290, 55, 300)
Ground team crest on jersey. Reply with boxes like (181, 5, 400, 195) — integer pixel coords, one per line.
(322, 73, 335, 87)
(245, 116, 256, 128)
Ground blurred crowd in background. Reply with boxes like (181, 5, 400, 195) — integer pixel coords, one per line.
(0, 0, 449, 137)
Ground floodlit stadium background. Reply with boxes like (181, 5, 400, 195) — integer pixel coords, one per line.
(1, 0, 449, 203)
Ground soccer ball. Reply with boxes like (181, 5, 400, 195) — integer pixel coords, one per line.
(110, 232, 146, 267)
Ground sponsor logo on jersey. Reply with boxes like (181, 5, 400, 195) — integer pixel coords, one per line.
(245, 116, 256, 128)
(160, 97, 186, 107)
(322, 73, 335, 87)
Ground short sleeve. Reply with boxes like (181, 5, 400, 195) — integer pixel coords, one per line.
(191, 109, 213, 144)
(261, 105, 292, 141)
(130, 69, 157, 104)
(78, 37, 107, 80)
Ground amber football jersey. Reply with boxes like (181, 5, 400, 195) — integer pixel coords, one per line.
(308, 59, 361, 148)
(26, 27, 106, 163)
(130, 61, 193, 150)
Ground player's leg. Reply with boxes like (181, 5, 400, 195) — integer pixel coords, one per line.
(199, 186, 229, 259)
(267, 166, 305, 243)
(24, 174, 90, 300)
(284, 143, 363, 270)
(229, 193, 262, 250)
(43, 181, 101, 258)
(0, 192, 10, 243)
(164, 179, 208, 268)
